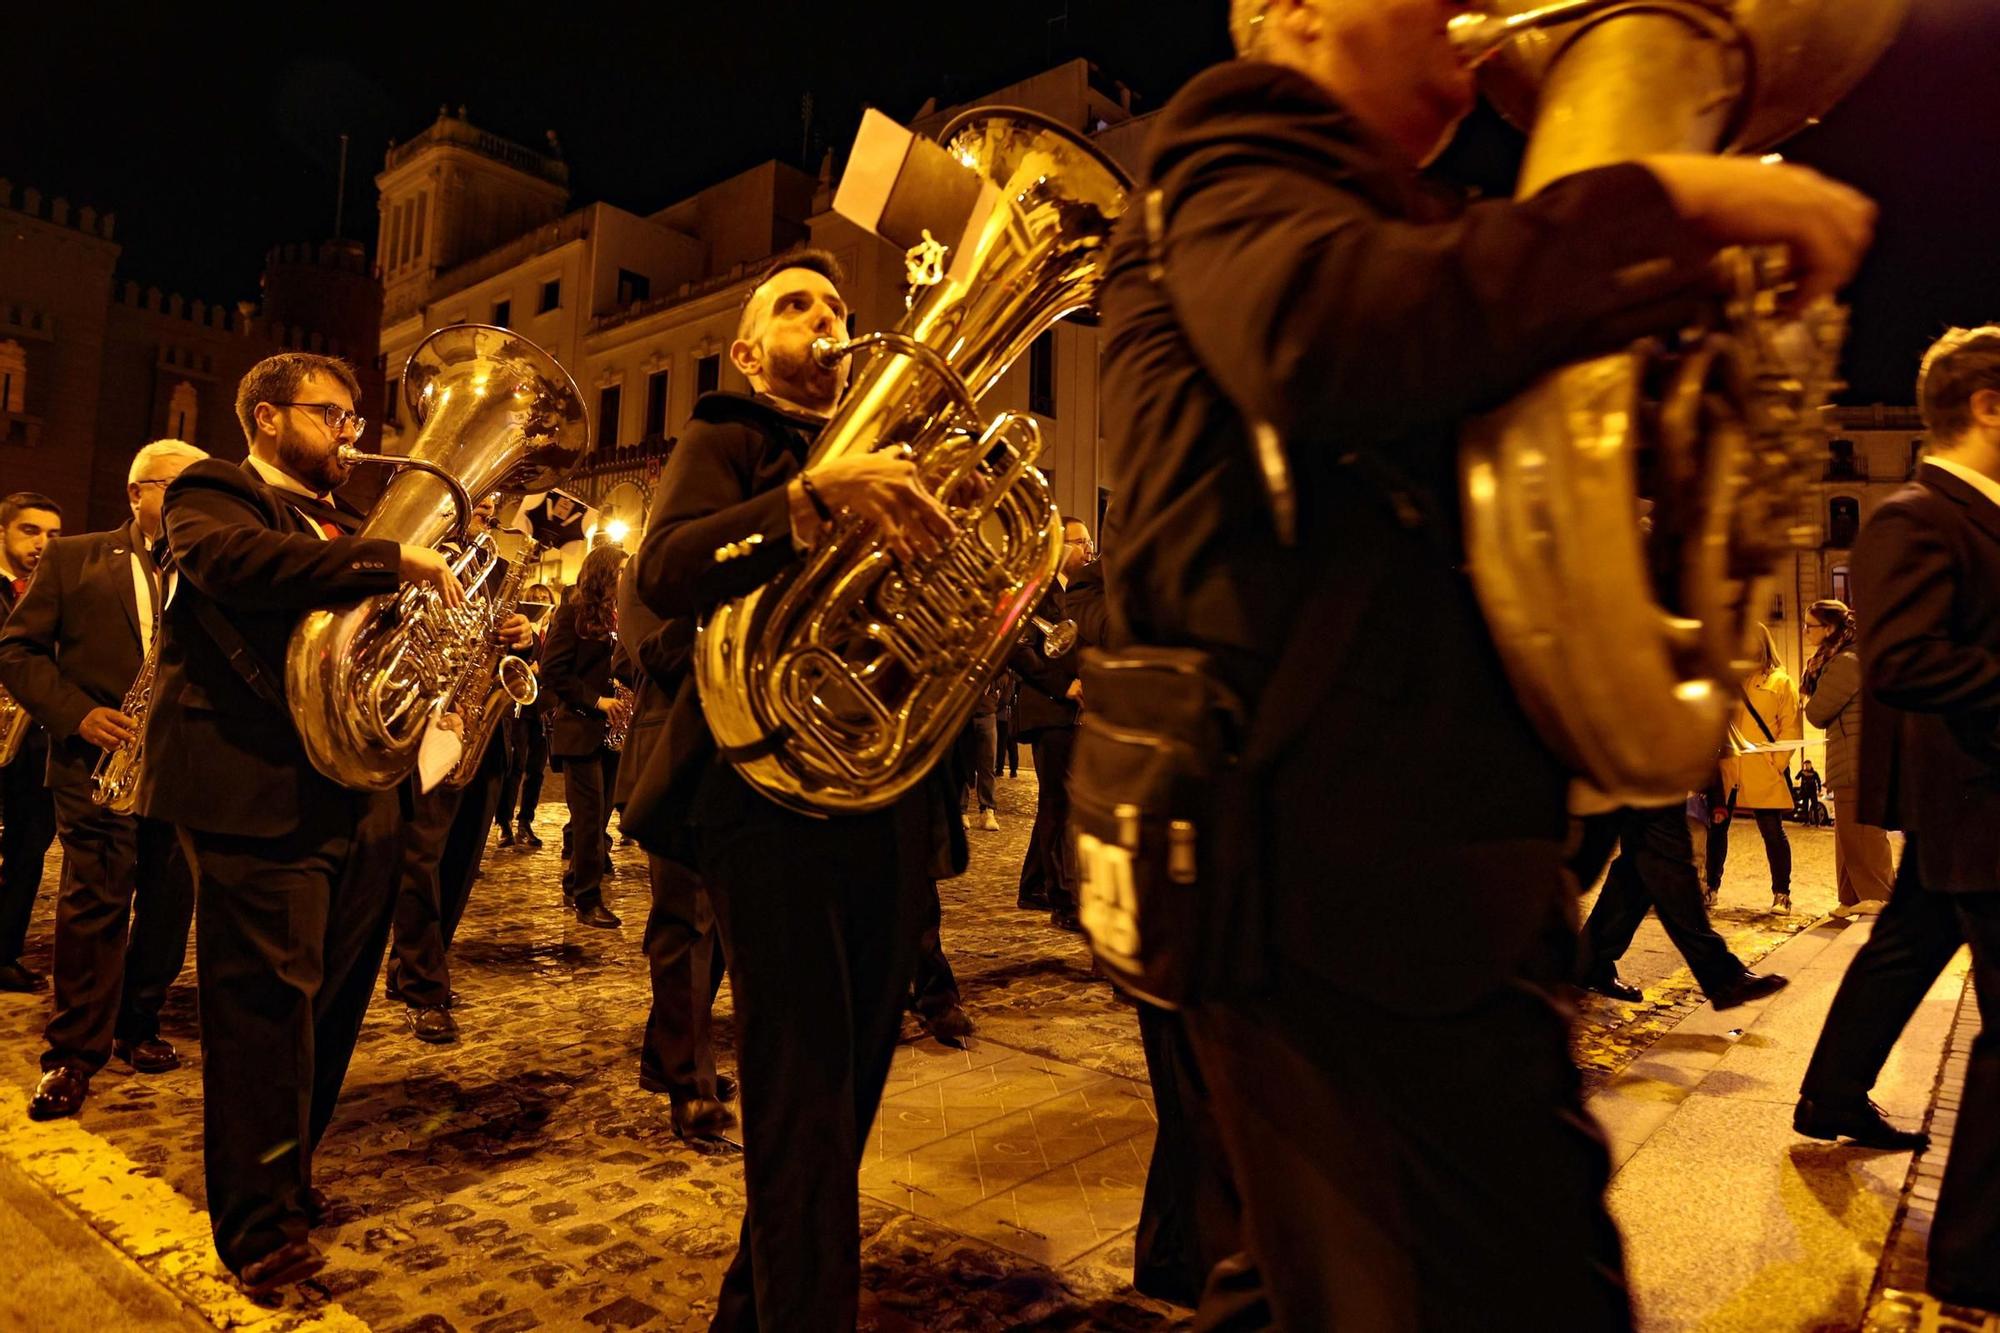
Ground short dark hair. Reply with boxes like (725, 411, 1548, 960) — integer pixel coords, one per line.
(1918, 326, 2000, 442)
(234, 353, 363, 445)
(0, 492, 62, 529)
(734, 247, 847, 342)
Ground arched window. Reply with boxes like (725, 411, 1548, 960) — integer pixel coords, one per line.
(168, 381, 198, 440)
(1828, 496, 1861, 549)
(0, 340, 25, 413)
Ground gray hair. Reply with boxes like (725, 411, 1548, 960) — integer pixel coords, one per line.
(128, 438, 209, 485)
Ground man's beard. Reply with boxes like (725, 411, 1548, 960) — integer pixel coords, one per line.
(277, 427, 349, 494)
(765, 341, 842, 414)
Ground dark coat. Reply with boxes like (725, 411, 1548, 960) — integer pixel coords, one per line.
(0, 522, 153, 788)
(1009, 559, 1108, 735)
(1097, 60, 1717, 1010)
(0, 576, 49, 770)
(1855, 463, 2000, 892)
(136, 458, 402, 837)
(541, 597, 620, 758)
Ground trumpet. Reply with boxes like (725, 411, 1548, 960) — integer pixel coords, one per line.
(1030, 615, 1078, 658)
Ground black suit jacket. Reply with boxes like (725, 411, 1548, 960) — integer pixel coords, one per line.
(137, 458, 402, 837)
(542, 597, 621, 758)
(0, 571, 51, 769)
(1010, 561, 1107, 735)
(0, 522, 153, 788)
(1855, 463, 2000, 892)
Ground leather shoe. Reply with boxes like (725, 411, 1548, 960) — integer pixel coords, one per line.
(1017, 890, 1051, 911)
(576, 901, 621, 929)
(670, 1095, 736, 1140)
(27, 1066, 89, 1120)
(1709, 971, 1789, 1011)
(112, 1036, 180, 1073)
(1930, 1276, 2000, 1314)
(921, 1002, 976, 1044)
(518, 823, 543, 849)
(301, 1186, 332, 1226)
(715, 1073, 737, 1103)
(408, 1005, 458, 1044)
(239, 1239, 325, 1296)
(1794, 1096, 1929, 1150)
(1580, 969, 1643, 1003)
(0, 960, 46, 992)
(496, 826, 515, 848)
(1050, 907, 1084, 933)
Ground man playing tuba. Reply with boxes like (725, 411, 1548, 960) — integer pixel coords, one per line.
(1094, 0, 1876, 1325)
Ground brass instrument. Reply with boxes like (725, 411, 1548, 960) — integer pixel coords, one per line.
(287, 324, 587, 790)
(0, 687, 30, 767)
(603, 680, 636, 753)
(436, 535, 544, 789)
(1452, 0, 1906, 802)
(1030, 615, 1078, 659)
(90, 614, 162, 815)
(694, 109, 1131, 814)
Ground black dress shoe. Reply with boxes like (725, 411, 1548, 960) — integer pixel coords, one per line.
(670, 1095, 737, 1140)
(301, 1186, 332, 1226)
(715, 1074, 737, 1103)
(1050, 907, 1084, 933)
(239, 1239, 325, 1296)
(1793, 1096, 1930, 1150)
(408, 1004, 458, 1044)
(1016, 891, 1051, 911)
(1579, 969, 1644, 1003)
(112, 1036, 180, 1073)
(921, 1001, 976, 1044)
(27, 1066, 89, 1120)
(576, 901, 621, 929)
(496, 826, 515, 848)
(1708, 971, 1789, 1011)
(518, 824, 543, 848)
(1930, 1275, 2000, 1313)
(0, 960, 46, 992)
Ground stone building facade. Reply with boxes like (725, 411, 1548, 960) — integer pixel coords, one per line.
(0, 181, 383, 530)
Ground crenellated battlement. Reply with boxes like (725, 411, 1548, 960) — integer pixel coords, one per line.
(264, 239, 372, 276)
(0, 177, 116, 241)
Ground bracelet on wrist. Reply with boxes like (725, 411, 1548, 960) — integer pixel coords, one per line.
(798, 472, 834, 524)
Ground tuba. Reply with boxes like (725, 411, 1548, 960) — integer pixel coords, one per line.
(695, 109, 1131, 815)
(0, 687, 30, 767)
(287, 325, 587, 790)
(1452, 0, 1906, 802)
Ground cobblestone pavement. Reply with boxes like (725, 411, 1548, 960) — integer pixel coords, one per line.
(0, 771, 1849, 1330)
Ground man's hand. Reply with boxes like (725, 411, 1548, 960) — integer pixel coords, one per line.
(496, 612, 534, 649)
(1065, 679, 1084, 705)
(78, 706, 137, 750)
(596, 695, 623, 715)
(398, 544, 464, 608)
(796, 454, 956, 564)
(1638, 155, 1876, 307)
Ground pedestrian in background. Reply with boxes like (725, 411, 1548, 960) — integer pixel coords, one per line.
(1802, 598, 1893, 914)
(1709, 626, 1801, 912)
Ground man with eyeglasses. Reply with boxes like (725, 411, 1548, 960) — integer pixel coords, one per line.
(136, 353, 460, 1296)
(0, 440, 207, 1123)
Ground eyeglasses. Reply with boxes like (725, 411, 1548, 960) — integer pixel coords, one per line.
(131, 478, 175, 489)
(271, 401, 366, 436)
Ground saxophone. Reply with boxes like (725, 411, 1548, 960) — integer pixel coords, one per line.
(695, 109, 1131, 814)
(603, 678, 636, 753)
(0, 687, 30, 767)
(434, 535, 543, 788)
(90, 618, 160, 815)
(1450, 0, 1907, 802)
(286, 325, 588, 790)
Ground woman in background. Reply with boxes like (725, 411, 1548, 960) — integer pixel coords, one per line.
(542, 548, 630, 928)
(1802, 599, 1894, 914)
(1709, 625, 1802, 913)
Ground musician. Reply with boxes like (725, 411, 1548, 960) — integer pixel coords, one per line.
(1796, 326, 2000, 1310)
(0, 442, 204, 1119)
(1009, 518, 1097, 931)
(138, 352, 460, 1295)
(1096, 2, 1874, 1323)
(0, 490, 61, 992)
(543, 542, 630, 928)
(632, 247, 955, 1327)
(497, 580, 556, 848)
(385, 493, 535, 1042)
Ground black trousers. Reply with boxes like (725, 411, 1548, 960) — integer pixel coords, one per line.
(1573, 806, 1747, 996)
(1018, 725, 1076, 910)
(43, 782, 192, 1073)
(996, 718, 1018, 777)
(387, 740, 507, 1008)
(560, 748, 616, 909)
(0, 739, 57, 963)
(1186, 909, 1631, 1332)
(181, 790, 399, 1273)
(1135, 1000, 1244, 1309)
(1706, 808, 1791, 894)
(497, 710, 548, 830)
(700, 784, 929, 1332)
(909, 876, 961, 1021)
(640, 853, 724, 1098)
(1799, 839, 2000, 1297)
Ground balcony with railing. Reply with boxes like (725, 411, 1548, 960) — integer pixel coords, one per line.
(385, 114, 569, 186)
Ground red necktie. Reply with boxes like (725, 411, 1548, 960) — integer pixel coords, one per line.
(10, 578, 24, 599)
(320, 519, 341, 541)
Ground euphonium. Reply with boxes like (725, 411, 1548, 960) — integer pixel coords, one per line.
(695, 109, 1131, 815)
(0, 686, 30, 767)
(90, 616, 161, 815)
(286, 325, 587, 790)
(1451, 0, 1906, 802)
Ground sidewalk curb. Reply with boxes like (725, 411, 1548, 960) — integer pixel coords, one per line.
(0, 1083, 368, 1331)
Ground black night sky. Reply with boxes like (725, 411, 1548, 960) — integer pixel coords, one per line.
(7, 1, 1997, 404)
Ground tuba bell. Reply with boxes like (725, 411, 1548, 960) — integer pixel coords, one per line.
(695, 109, 1131, 815)
(1452, 0, 1906, 802)
(286, 325, 588, 790)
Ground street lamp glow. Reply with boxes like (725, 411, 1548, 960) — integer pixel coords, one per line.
(607, 518, 631, 545)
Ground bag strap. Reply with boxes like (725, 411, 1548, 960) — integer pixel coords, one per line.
(190, 600, 288, 712)
(1739, 685, 1779, 745)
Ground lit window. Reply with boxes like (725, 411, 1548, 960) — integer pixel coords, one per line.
(168, 381, 198, 440)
